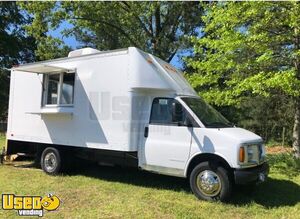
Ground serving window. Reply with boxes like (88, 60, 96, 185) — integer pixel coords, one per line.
(43, 72, 75, 106)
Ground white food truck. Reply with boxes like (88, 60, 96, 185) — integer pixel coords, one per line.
(4, 47, 268, 201)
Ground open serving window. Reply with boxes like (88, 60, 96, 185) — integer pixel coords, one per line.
(14, 64, 76, 115)
(43, 72, 75, 107)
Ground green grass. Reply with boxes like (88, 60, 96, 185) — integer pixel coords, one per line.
(0, 140, 299, 219)
(0, 132, 5, 153)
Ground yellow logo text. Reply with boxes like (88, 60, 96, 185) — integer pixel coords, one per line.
(2, 194, 60, 217)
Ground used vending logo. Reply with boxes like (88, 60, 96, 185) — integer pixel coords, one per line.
(2, 194, 60, 217)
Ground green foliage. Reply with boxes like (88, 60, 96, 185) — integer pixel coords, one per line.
(217, 95, 294, 144)
(0, 134, 5, 145)
(267, 153, 300, 176)
(186, 2, 300, 154)
(0, 2, 36, 120)
(18, 2, 70, 60)
(186, 2, 300, 105)
(19, 2, 204, 62)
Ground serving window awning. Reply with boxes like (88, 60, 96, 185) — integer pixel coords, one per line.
(13, 64, 75, 74)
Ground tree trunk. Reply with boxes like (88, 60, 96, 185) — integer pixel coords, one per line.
(293, 23, 300, 158)
(292, 98, 300, 158)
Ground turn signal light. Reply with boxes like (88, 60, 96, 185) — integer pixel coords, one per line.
(239, 147, 245, 162)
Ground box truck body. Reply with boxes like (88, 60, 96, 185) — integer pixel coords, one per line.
(5, 47, 269, 201)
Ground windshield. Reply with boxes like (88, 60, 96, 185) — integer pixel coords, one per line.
(181, 97, 233, 128)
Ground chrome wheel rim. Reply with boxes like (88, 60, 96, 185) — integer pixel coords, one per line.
(196, 170, 222, 197)
(44, 152, 57, 172)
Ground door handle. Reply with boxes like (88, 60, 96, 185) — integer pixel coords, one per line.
(144, 126, 149, 138)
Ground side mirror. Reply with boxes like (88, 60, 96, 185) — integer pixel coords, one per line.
(172, 102, 183, 123)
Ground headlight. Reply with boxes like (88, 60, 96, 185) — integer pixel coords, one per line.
(247, 144, 258, 163)
(260, 144, 266, 162)
(239, 143, 265, 166)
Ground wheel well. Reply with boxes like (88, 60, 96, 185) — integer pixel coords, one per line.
(186, 153, 233, 178)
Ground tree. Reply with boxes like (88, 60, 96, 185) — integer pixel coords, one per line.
(0, 2, 36, 120)
(17, 2, 70, 61)
(186, 2, 300, 157)
(19, 1, 204, 62)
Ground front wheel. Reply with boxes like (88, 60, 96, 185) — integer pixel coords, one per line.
(190, 162, 232, 202)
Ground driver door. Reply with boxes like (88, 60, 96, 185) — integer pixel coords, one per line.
(142, 98, 193, 176)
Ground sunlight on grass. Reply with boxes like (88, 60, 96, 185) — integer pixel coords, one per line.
(0, 154, 299, 218)
(0, 141, 298, 218)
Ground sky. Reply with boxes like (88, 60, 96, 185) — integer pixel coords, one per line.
(49, 21, 185, 69)
(49, 21, 78, 49)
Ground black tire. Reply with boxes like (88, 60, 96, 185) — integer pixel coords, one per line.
(41, 147, 62, 175)
(190, 161, 232, 202)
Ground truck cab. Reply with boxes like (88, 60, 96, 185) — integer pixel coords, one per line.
(141, 95, 269, 201)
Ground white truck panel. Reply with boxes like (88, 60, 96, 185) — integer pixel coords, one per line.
(7, 47, 197, 152)
(8, 51, 131, 151)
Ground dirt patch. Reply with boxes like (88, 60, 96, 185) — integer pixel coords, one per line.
(266, 146, 293, 154)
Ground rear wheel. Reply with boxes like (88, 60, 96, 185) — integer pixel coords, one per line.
(190, 162, 232, 202)
(41, 147, 62, 175)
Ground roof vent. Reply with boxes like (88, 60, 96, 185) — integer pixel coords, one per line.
(68, 47, 100, 57)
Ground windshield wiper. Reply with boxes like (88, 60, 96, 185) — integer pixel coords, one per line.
(205, 122, 234, 128)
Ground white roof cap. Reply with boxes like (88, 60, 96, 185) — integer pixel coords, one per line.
(68, 48, 100, 57)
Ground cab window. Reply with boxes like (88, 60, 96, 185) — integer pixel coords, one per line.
(150, 98, 195, 126)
